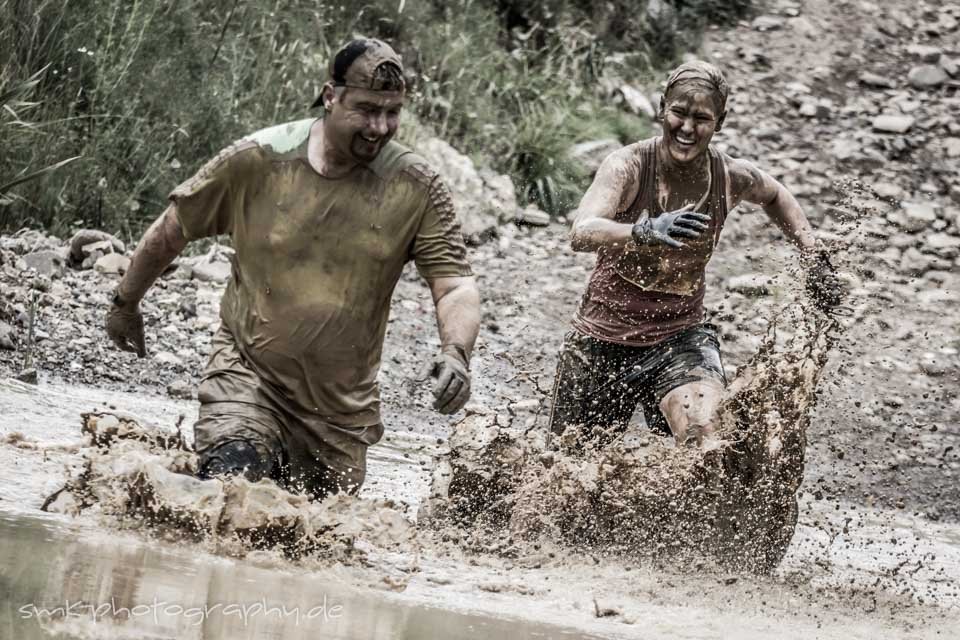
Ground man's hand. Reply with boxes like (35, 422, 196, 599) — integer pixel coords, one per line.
(632, 204, 711, 249)
(430, 344, 470, 414)
(106, 293, 146, 357)
(802, 250, 845, 314)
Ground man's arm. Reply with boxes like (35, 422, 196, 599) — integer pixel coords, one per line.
(569, 149, 639, 252)
(428, 275, 480, 357)
(117, 204, 189, 303)
(106, 204, 188, 356)
(426, 275, 480, 414)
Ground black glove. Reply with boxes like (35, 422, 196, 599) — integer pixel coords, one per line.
(632, 205, 711, 249)
(430, 345, 471, 415)
(105, 290, 146, 358)
(802, 250, 845, 314)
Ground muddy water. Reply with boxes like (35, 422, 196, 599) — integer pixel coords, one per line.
(1, 378, 959, 639)
(0, 509, 603, 640)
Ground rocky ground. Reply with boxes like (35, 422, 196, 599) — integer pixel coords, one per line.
(1, 0, 958, 533)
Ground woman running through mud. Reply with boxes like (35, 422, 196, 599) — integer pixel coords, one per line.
(550, 60, 844, 448)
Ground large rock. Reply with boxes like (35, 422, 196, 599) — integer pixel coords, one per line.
(942, 57, 959, 78)
(22, 249, 66, 277)
(752, 15, 785, 31)
(68, 230, 125, 266)
(0, 229, 61, 255)
(191, 260, 232, 283)
(417, 137, 519, 239)
(859, 72, 896, 89)
(872, 115, 914, 134)
(514, 204, 550, 227)
(925, 233, 960, 259)
(907, 65, 948, 89)
(830, 138, 860, 161)
(568, 139, 622, 175)
(618, 85, 656, 119)
(896, 201, 938, 232)
(906, 44, 942, 63)
(94, 252, 130, 275)
(944, 138, 960, 158)
(0, 321, 15, 350)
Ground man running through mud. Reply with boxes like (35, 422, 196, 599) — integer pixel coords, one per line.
(104, 39, 479, 499)
(550, 60, 842, 448)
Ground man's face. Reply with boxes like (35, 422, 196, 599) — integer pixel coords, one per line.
(325, 86, 404, 163)
(660, 87, 724, 165)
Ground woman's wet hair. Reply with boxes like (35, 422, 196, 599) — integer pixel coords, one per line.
(664, 61, 729, 113)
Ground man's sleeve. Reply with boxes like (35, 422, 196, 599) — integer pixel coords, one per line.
(168, 141, 256, 240)
(412, 175, 473, 279)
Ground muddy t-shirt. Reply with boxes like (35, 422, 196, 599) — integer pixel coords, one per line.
(169, 118, 472, 430)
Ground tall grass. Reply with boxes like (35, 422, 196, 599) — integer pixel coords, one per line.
(0, 0, 753, 235)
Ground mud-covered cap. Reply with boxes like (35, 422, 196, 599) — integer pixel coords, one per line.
(311, 38, 405, 108)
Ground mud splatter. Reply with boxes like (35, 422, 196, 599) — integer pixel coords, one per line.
(426, 304, 838, 572)
(42, 412, 418, 563)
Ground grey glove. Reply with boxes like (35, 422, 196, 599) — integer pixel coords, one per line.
(106, 291, 146, 358)
(802, 250, 845, 314)
(431, 345, 471, 415)
(632, 204, 711, 249)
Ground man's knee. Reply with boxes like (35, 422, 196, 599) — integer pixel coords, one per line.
(197, 439, 276, 482)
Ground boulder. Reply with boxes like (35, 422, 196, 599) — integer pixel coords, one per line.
(906, 44, 942, 63)
(872, 115, 914, 134)
(68, 230, 124, 266)
(417, 137, 518, 239)
(618, 85, 656, 119)
(0, 321, 15, 350)
(191, 260, 231, 283)
(873, 182, 903, 199)
(568, 139, 622, 175)
(830, 138, 859, 161)
(480, 169, 520, 220)
(907, 65, 948, 89)
(22, 249, 66, 277)
(941, 57, 959, 78)
(944, 138, 960, 158)
(514, 205, 551, 227)
(752, 15, 785, 31)
(899, 201, 938, 232)
(859, 72, 896, 89)
(94, 252, 130, 275)
(925, 233, 960, 259)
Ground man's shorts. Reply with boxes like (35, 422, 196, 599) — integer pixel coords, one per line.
(548, 323, 726, 443)
(193, 328, 377, 500)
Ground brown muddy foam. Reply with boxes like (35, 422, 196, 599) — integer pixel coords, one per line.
(424, 304, 838, 572)
(41, 412, 418, 562)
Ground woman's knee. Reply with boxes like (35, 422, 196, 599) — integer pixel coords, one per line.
(659, 381, 724, 443)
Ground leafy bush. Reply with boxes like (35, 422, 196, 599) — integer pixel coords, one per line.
(0, 0, 753, 234)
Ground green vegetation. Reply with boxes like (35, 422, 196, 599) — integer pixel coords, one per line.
(0, 0, 753, 237)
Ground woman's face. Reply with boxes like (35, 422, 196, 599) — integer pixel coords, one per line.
(660, 86, 723, 166)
